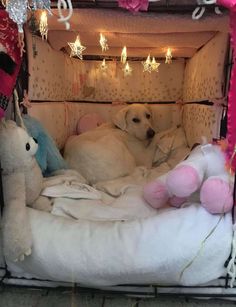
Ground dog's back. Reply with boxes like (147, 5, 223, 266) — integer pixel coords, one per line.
(64, 104, 156, 183)
(64, 131, 136, 184)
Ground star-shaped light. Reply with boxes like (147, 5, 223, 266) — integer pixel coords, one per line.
(165, 48, 172, 64)
(68, 35, 86, 60)
(151, 57, 160, 72)
(121, 46, 127, 64)
(123, 62, 132, 76)
(100, 58, 108, 71)
(99, 33, 109, 52)
(39, 10, 48, 40)
(142, 54, 152, 73)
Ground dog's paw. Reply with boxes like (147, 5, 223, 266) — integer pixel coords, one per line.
(31, 196, 53, 212)
(94, 181, 122, 197)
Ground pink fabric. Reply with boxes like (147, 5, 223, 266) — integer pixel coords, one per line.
(143, 180, 169, 209)
(200, 178, 233, 214)
(166, 165, 201, 197)
(217, 1, 236, 169)
(77, 113, 105, 134)
(118, 0, 149, 12)
(0, 11, 22, 98)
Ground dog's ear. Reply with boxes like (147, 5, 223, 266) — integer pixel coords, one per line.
(145, 104, 154, 124)
(145, 104, 153, 117)
(112, 107, 129, 131)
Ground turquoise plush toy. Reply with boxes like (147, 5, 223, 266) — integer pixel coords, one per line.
(23, 114, 67, 176)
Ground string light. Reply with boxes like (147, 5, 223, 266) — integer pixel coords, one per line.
(0, 0, 7, 6)
(121, 46, 127, 64)
(39, 10, 48, 40)
(123, 62, 132, 76)
(151, 57, 160, 72)
(99, 33, 109, 52)
(100, 58, 108, 71)
(142, 54, 152, 73)
(165, 48, 172, 64)
(68, 35, 86, 60)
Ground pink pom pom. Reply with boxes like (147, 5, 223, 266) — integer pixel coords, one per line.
(143, 180, 169, 209)
(200, 178, 233, 214)
(166, 165, 201, 197)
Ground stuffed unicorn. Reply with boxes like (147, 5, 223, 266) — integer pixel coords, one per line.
(143, 143, 234, 214)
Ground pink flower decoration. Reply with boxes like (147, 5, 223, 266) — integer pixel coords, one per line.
(217, 0, 236, 10)
(118, 0, 149, 12)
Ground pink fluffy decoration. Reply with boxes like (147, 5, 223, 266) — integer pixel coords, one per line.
(77, 113, 105, 134)
(166, 165, 201, 198)
(143, 180, 169, 209)
(118, 0, 149, 12)
(200, 178, 233, 214)
(217, 0, 236, 170)
(143, 144, 233, 215)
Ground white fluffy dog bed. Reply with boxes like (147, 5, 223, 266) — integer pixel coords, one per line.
(6, 186, 232, 287)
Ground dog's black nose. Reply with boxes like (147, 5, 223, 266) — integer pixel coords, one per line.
(33, 137, 38, 144)
(147, 128, 155, 139)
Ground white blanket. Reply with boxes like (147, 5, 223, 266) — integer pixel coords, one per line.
(52, 187, 158, 221)
(94, 163, 171, 197)
(7, 185, 232, 287)
(42, 172, 101, 200)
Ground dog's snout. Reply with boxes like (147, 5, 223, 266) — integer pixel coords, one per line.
(147, 128, 155, 139)
(33, 137, 38, 144)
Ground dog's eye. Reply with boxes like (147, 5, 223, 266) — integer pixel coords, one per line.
(146, 113, 151, 119)
(132, 118, 140, 123)
(26, 143, 30, 151)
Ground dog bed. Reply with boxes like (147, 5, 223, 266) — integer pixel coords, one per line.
(3, 104, 232, 288)
(6, 185, 232, 287)
(4, 154, 232, 287)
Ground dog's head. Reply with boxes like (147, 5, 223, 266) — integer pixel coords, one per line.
(112, 104, 155, 141)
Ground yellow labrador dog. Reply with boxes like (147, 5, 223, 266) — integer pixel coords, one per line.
(64, 104, 157, 184)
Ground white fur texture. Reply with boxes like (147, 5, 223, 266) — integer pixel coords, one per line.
(0, 120, 51, 262)
(64, 104, 157, 184)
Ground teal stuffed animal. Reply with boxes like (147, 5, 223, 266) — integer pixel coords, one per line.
(23, 114, 67, 176)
